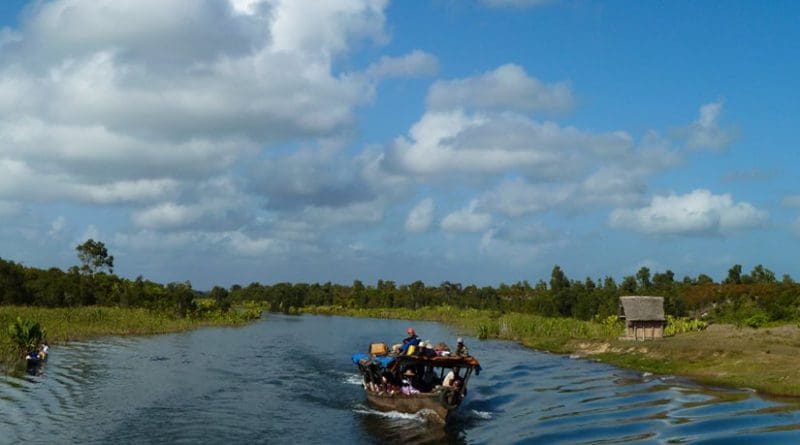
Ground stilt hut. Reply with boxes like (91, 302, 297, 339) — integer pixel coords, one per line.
(619, 296, 665, 340)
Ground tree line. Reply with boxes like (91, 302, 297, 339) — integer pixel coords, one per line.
(223, 264, 799, 326)
(0, 240, 198, 317)
(1, 240, 798, 326)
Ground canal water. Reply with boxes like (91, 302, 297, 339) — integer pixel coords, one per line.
(2, 314, 800, 444)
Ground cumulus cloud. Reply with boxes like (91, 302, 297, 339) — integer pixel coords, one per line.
(609, 189, 768, 235)
(478, 178, 571, 216)
(0, 0, 388, 212)
(441, 200, 492, 232)
(384, 109, 633, 181)
(682, 102, 735, 150)
(366, 50, 439, 79)
(405, 198, 435, 232)
(249, 145, 375, 210)
(427, 64, 572, 113)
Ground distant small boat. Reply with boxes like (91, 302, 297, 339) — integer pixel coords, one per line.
(25, 350, 47, 369)
(352, 350, 481, 420)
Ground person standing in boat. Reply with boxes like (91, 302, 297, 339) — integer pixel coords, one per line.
(455, 337, 469, 357)
(398, 327, 420, 355)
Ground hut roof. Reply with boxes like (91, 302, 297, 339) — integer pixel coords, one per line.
(619, 296, 665, 321)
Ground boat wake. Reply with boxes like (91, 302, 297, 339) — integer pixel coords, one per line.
(343, 374, 363, 385)
(353, 404, 440, 423)
(469, 409, 493, 420)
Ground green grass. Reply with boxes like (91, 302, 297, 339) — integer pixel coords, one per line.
(1, 305, 261, 369)
(301, 305, 622, 353)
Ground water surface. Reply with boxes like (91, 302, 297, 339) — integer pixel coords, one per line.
(2, 314, 800, 444)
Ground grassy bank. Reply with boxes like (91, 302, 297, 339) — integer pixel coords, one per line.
(1, 305, 261, 370)
(302, 305, 800, 397)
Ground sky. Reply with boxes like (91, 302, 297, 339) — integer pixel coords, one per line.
(0, 0, 798, 289)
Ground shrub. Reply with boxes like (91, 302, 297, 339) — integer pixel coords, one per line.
(664, 315, 708, 336)
(745, 312, 769, 328)
(7, 317, 46, 353)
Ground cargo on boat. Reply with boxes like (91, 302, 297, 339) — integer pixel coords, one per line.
(352, 342, 481, 420)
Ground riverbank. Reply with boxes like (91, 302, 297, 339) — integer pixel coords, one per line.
(301, 305, 800, 397)
(1, 305, 261, 370)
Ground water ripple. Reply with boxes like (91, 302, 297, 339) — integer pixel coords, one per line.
(3, 314, 800, 444)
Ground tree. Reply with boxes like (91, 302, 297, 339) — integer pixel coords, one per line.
(695, 274, 714, 285)
(749, 264, 776, 284)
(76, 239, 114, 275)
(724, 264, 742, 285)
(636, 267, 652, 291)
(209, 285, 231, 312)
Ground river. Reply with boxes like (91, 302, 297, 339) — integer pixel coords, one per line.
(2, 314, 800, 444)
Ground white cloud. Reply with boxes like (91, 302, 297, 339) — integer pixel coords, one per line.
(366, 50, 439, 78)
(223, 231, 285, 256)
(0, 0, 389, 213)
(405, 198, 435, 232)
(478, 178, 571, 216)
(385, 109, 633, 181)
(48, 216, 67, 237)
(441, 200, 492, 232)
(609, 189, 768, 235)
(427, 64, 572, 113)
(300, 200, 385, 228)
(250, 145, 374, 210)
(78, 224, 102, 245)
(683, 102, 734, 150)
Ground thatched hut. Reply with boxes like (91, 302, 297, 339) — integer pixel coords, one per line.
(619, 296, 665, 340)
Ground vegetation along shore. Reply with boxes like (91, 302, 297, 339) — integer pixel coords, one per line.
(4, 239, 800, 396)
(1, 239, 260, 371)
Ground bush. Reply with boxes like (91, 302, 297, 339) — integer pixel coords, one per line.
(7, 317, 46, 353)
(664, 315, 708, 336)
(745, 313, 769, 328)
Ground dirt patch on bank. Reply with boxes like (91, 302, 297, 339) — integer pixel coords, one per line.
(582, 323, 800, 396)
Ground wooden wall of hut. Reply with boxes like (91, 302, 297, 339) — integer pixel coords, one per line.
(625, 320, 664, 340)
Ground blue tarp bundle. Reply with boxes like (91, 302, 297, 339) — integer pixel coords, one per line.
(351, 353, 395, 368)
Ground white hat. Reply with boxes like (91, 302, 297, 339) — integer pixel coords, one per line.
(457, 337, 463, 343)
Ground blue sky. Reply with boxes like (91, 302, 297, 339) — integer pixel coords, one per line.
(0, 0, 798, 289)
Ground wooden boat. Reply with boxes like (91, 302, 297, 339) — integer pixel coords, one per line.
(352, 352, 481, 420)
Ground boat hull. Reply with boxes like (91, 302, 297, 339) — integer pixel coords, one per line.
(364, 389, 461, 420)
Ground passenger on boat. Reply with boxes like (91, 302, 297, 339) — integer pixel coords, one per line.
(400, 369, 420, 395)
(39, 342, 49, 360)
(455, 337, 469, 357)
(442, 367, 461, 388)
(398, 327, 420, 355)
(418, 341, 437, 358)
(420, 365, 440, 391)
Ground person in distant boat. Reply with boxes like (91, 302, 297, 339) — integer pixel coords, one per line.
(455, 337, 469, 357)
(399, 327, 420, 355)
(39, 342, 49, 360)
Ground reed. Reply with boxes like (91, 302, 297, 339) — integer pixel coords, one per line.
(1, 305, 261, 369)
(300, 305, 622, 352)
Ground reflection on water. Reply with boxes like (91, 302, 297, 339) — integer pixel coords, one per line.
(2, 314, 800, 444)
